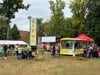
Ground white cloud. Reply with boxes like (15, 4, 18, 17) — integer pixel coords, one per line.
(0, 0, 3, 3)
(2, 0, 72, 31)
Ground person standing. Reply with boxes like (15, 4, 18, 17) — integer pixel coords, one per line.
(50, 44, 53, 56)
(47, 44, 50, 52)
(0, 45, 3, 59)
(17, 45, 23, 59)
(93, 44, 97, 51)
(3, 45, 8, 59)
(57, 43, 60, 56)
(15, 44, 18, 59)
(97, 47, 100, 58)
(47, 44, 50, 56)
(23, 45, 28, 58)
(89, 46, 93, 58)
(27, 45, 32, 59)
(55, 44, 58, 56)
(52, 44, 56, 56)
(93, 44, 98, 57)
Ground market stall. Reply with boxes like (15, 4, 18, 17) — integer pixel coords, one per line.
(60, 38, 84, 56)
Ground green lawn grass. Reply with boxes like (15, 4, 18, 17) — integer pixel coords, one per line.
(0, 53, 100, 75)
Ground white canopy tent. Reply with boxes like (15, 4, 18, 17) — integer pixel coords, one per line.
(0, 40, 28, 45)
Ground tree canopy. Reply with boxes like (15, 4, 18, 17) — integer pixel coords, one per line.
(49, 0, 66, 36)
(11, 24, 20, 40)
(0, 17, 8, 40)
(0, 0, 30, 23)
(69, 0, 100, 46)
(0, 0, 30, 40)
(70, 0, 87, 36)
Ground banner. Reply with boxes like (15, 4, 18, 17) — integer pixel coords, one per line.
(30, 18, 37, 46)
(42, 36, 56, 42)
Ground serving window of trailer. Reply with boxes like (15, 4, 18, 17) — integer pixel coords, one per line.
(61, 40, 73, 49)
(74, 41, 83, 49)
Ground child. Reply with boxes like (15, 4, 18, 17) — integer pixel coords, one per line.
(32, 51, 35, 58)
(97, 47, 100, 58)
(85, 46, 90, 57)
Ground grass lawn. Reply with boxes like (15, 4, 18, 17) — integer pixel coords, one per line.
(0, 53, 100, 75)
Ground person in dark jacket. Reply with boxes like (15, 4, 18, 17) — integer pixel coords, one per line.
(3, 45, 8, 59)
(52, 44, 56, 56)
(92, 44, 98, 57)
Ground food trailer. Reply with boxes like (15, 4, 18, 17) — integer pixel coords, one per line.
(60, 38, 84, 56)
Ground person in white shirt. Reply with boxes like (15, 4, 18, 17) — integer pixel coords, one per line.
(47, 44, 50, 52)
(17, 45, 22, 59)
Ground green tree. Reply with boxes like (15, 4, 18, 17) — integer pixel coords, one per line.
(37, 19, 54, 36)
(11, 24, 20, 40)
(69, 0, 100, 46)
(0, 0, 30, 39)
(64, 17, 74, 37)
(85, 0, 100, 46)
(1, 0, 30, 23)
(44, 21, 53, 36)
(69, 0, 87, 36)
(49, 0, 66, 36)
(37, 18, 45, 36)
(0, 17, 8, 40)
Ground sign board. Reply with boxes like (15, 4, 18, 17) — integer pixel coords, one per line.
(30, 18, 37, 46)
(42, 36, 56, 42)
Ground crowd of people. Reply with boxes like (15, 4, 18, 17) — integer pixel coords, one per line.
(43, 43, 60, 56)
(83, 44, 100, 58)
(0, 44, 35, 60)
(0, 43, 60, 60)
(0, 43, 100, 60)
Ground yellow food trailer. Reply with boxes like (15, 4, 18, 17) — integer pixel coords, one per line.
(60, 38, 84, 56)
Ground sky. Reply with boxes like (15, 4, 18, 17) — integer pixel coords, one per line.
(0, 0, 72, 31)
